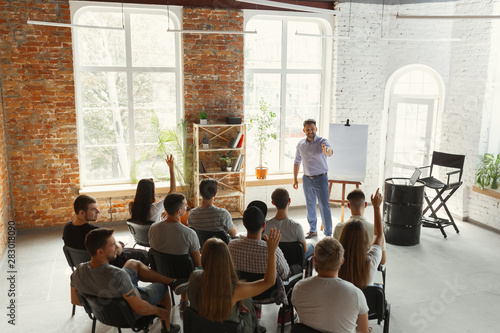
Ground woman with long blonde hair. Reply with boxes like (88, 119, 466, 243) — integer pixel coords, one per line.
(339, 188, 384, 289)
(188, 228, 281, 332)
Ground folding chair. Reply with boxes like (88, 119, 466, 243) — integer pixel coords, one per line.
(362, 286, 391, 333)
(148, 249, 195, 306)
(62, 245, 91, 316)
(183, 306, 242, 333)
(78, 293, 160, 333)
(278, 242, 313, 278)
(419, 151, 465, 238)
(291, 323, 322, 333)
(191, 227, 230, 249)
(126, 220, 152, 248)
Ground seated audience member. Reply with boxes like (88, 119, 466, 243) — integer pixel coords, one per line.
(339, 188, 384, 289)
(228, 206, 293, 325)
(70, 228, 182, 333)
(129, 154, 176, 224)
(63, 194, 148, 268)
(149, 193, 201, 311)
(188, 229, 282, 333)
(187, 178, 238, 237)
(333, 188, 386, 264)
(291, 237, 369, 333)
(264, 187, 314, 258)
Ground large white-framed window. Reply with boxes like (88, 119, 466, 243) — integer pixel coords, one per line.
(71, 2, 182, 186)
(243, 10, 333, 174)
(383, 65, 445, 179)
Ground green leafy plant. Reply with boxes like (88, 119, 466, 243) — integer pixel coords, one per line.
(247, 98, 277, 168)
(218, 151, 234, 168)
(476, 153, 500, 190)
(199, 111, 208, 120)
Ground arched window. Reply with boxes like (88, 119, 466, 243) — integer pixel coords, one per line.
(72, 3, 182, 186)
(383, 65, 445, 179)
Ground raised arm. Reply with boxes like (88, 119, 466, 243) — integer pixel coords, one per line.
(370, 188, 383, 248)
(232, 228, 281, 304)
(166, 154, 176, 194)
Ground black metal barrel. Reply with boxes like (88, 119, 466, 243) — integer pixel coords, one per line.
(383, 178, 425, 246)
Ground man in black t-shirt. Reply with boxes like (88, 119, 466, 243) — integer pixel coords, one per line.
(63, 194, 148, 268)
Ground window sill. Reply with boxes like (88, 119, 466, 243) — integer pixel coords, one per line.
(245, 173, 302, 187)
(472, 185, 500, 200)
(79, 182, 172, 199)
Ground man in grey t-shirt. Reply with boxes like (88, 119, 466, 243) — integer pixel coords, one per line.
(187, 179, 238, 237)
(70, 228, 182, 333)
(292, 237, 369, 333)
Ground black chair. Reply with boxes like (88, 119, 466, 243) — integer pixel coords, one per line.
(362, 286, 391, 333)
(78, 293, 159, 333)
(419, 151, 465, 238)
(278, 241, 313, 278)
(191, 227, 230, 248)
(236, 271, 301, 333)
(183, 306, 242, 333)
(148, 249, 195, 306)
(126, 220, 152, 248)
(291, 323, 322, 333)
(62, 245, 91, 316)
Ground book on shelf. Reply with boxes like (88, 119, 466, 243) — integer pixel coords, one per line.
(227, 136, 236, 148)
(236, 133, 244, 148)
(231, 132, 243, 148)
(234, 154, 244, 171)
(199, 161, 206, 173)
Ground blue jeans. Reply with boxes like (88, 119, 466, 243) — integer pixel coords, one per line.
(305, 243, 315, 259)
(302, 173, 333, 235)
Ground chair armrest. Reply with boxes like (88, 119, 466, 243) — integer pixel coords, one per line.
(446, 169, 462, 187)
(419, 165, 431, 170)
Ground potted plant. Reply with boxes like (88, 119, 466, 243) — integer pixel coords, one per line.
(247, 98, 277, 179)
(199, 111, 208, 125)
(218, 151, 234, 172)
(202, 135, 210, 149)
(476, 153, 500, 189)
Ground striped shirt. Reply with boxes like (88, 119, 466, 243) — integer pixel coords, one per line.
(187, 205, 234, 232)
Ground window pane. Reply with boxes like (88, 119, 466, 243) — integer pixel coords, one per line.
(284, 74, 322, 172)
(245, 73, 281, 174)
(131, 13, 176, 67)
(76, 11, 125, 66)
(287, 21, 322, 70)
(245, 19, 282, 69)
(81, 71, 129, 181)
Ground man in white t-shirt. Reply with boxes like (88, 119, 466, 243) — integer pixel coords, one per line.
(187, 179, 237, 237)
(333, 188, 386, 265)
(292, 237, 369, 333)
(264, 188, 314, 258)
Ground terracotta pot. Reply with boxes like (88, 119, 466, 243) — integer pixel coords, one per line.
(180, 209, 190, 226)
(255, 167, 268, 179)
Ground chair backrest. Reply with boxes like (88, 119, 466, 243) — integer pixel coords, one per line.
(126, 220, 151, 247)
(236, 271, 280, 302)
(79, 293, 156, 330)
(148, 248, 195, 279)
(183, 306, 242, 333)
(430, 151, 465, 180)
(291, 323, 322, 333)
(192, 228, 230, 249)
(279, 242, 305, 269)
(362, 285, 386, 321)
(63, 245, 91, 271)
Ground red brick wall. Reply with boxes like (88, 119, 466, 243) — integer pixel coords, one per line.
(0, 3, 246, 237)
(0, 0, 79, 229)
(0, 90, 12, 257)
(183, 7, 245, 123)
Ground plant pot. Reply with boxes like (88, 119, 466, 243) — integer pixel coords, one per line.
(200, 119, 207, 125)
(255, 167, 268, 179)
(203, 143, 209, 149)
(227, 167, 232, 172)
(492, 178, 499, 189)
(221, 166, 227, 172)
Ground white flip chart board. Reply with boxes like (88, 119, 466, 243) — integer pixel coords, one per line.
(327, 123, 368, 182)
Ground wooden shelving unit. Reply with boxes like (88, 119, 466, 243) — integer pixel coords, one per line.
(193, 123, 246, 217)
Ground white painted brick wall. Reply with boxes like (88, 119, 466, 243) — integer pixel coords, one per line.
(334, 0, 500, 230)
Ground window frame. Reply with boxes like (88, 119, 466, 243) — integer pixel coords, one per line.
(71, 1, 183, 186)
(243, 10, 333, 174)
